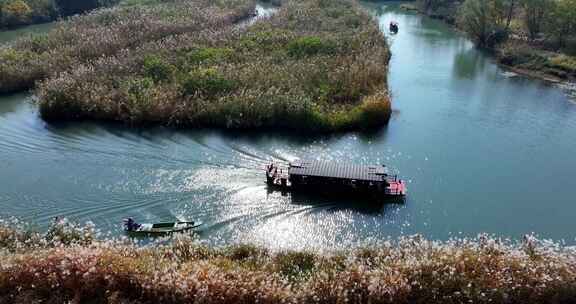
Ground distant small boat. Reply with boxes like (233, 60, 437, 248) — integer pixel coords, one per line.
(390, 21, 399, 34)
(123, 218, 202, 235)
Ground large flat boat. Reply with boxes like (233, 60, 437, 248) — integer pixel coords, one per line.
(265, 161, 406, 198)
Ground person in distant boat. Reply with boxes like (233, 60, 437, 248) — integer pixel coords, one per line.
(390, 21, 399, 34)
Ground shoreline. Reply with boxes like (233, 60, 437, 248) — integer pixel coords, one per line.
(496, 51, 576, 99)
(399, 3, 576, 91)
(0, 0, 392, 135)
(500, 63, 569, 84)
(32, 0, 393, 133)
(2, 219, 576, 303)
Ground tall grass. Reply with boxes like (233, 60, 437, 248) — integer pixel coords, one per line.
(0, 0, 256, 93)
(498, 42, 576, 80)
(1, 219, 576, 303)
(35, 0, 391, 132)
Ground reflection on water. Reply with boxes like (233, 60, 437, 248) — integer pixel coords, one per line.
(556, 82, 576, 101)
(453, 48, 489, 79)
(0, 117, 413, 250)
(1, 1, 576, 250)
(268, 187, 404, 215)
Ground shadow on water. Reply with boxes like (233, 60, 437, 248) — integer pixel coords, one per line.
(356, 125, 390, 142)
(266, 187, 404, 215)
(453, 48, 490, 79)
(43, 117, 390, 148)
(0, 94, 26, 116)
(214, 127, 392, 147)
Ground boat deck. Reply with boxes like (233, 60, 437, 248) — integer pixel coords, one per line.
(289, 161, 389, 182)
(265, 161, 406, 197)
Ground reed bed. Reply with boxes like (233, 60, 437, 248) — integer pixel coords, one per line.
(0, 0, 256, 93)
(36, 0, 391, 132)
(1, 218, 575, 304)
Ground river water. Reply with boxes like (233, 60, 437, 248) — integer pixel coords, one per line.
(1, 2, 575, 250)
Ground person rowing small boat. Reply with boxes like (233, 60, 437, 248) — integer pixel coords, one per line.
(123, 217, 202, 235)
(389, 21, 399, 34)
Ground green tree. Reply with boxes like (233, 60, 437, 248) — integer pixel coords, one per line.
(522, 0, 552, 41)
(27, 0, 59, 22)
(457, 0, 516, 47)
(0, 0, 32, 26)
(546, 0, 576, 48)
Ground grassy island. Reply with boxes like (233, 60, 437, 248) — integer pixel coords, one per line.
(33, 0, 391, 132)
(0, 0, 392, 132)
(1, 219, 576, 303)
(0, 0, 256, 93)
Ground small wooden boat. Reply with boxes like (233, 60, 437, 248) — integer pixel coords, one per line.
(123, 218, 202, 235)
(389, 21, 399, 34)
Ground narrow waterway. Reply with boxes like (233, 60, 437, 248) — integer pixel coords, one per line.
(0, 22, 55, 45)
(1, 2, 575, 250)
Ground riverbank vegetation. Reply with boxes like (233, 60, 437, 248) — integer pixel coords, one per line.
(0, 0, 391, 131)
(413, 0, 461, 23)
(413, 0, 576, 81)
(0, 0, 119, 28)
(1, 218, 576, 303)
(34, 0, 391, 131)
(0, 0, 256, 93)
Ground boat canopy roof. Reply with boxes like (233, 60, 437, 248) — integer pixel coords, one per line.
(289, 161, 389, 182)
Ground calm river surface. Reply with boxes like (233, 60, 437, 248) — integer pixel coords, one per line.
(1, 2, 576, 250)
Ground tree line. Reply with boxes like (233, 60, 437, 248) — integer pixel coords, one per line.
(0, 0, 118, 28)
(418, 0, 576, 51)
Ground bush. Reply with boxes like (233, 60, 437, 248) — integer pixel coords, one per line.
(124, 76, 154, 100)
(186, 47, 233, 64)
(357, 91, 392, 129)
(44, 217, 97, 245)
(274, 251, 316, 278)
(0, 0, 32, 26)
(181, 68, 236, 96)
(227, 244, 268, 261)
(143, 55, 173, 82)
(0, 48, 46, 92)
(549, 55, 576, 73)
(497, 43, 551, 71)
(287, 36, 336, 58)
